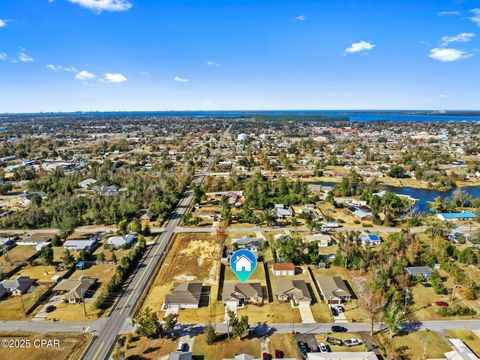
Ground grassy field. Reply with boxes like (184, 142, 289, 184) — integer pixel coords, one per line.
(375, 331, 451, 359)
(0, 332, 91, 360)
(142, 233, 223, 322)
(0, 246, 37, 273)
(192, 334, 261, 360)
(448, 330, 480, 356)
(18, 265, 68, 283)
(121, 335, 177, 360)
(267, 334, 300, 358)
(0, 285, 49, 320)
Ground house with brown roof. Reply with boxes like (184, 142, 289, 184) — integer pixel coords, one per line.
(163, 282, 203, 311)
(315, 276, 352, 304)
(272, 263, 295, 276)
(222, 282, 263, 307)
(53, 276, 96, 303)
(276, 279, 311, 306)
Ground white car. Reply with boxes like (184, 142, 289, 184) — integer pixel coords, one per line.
(319, 342, 329, 353)
(344, 338, 362, 347)
(334, 305, 344, 313)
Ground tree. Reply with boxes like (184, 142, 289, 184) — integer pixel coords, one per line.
(277, 236, 305, 265)
(205, 322, 217, 345)
(232, 315, 250, 339)
(383, 301, 406, 339)
(136, 307, 162, 338)
(128, 219, 141, 234)
(97, 252, 105, 262)
(118, 219, 128, 234)
(163, 313, 179, 332)
(62, 249, 75, 267)
(362, 284, 385, 335)
(111, 250, 117, 264)
(40, 246, 53, 265)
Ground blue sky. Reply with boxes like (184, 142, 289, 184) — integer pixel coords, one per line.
(1, 0, 480, 112)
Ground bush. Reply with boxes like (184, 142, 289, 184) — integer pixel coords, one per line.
(438, 305, 476, 317)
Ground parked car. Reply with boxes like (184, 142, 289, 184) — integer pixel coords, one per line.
(262, 352, 271, 360)
(297, 342, 309, 354)
(331, 325, 348, 333)
(331, 307, 338, 316)
(334, 305, 344, 313)
(435, 301, 449, 307)
(274, 350, 284, 358)
(326, 337, 343, 346)
(344, 338, 362, 347)
(176, 342, 188, 352)
(45, 305, 56, 313)
(319, 343, 329, 353)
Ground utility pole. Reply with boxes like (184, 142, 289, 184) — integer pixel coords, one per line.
(81, 290, 87, 317)
(20, 292, 26, 316)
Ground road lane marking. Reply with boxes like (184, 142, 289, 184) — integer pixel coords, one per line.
(92, 341, 105, 360)
(119, 232, 169, 315)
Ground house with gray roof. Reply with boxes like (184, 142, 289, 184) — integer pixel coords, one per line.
(222, 282, 263, 306)
(0, 276, 34, 296)
(105, 234, 136, 249)
(164, 282, 203, 310)
(169, 352, 192, 360)
(315, 276, 352, 304)
(53, 276, 97, 303)
(276, 279, 312, 306)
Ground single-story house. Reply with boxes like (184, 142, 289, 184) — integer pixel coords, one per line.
(0, 237, 16, 250)
(276, 279, 312, 306)
(359, 234, 381, 246)
(272, 263, 295, 276)
(0, 276, 34, 296)
(222, 282, 263, 307)
(405, 266, 433, 278)
(0, 284, 8, 299)
(78, 178, 97, 189)
(164, 282, 203, 310)
(140, 210, 155, 221)
(304, 234, 332, 246)
(92, 184, 120, 197)
(63, 238, 98, 251)
(169, 352, 192, 360)
(232, 236, 264, 253)
(274, 204, 293, 219)
(105, 234, 137, 249)
(307, 352, 378, 360)
(16, 234, 51, 250)
(53, 276, 97, 303)
(348, 206, 374, 220)
(315, 276, 352, 304)
(437, 211, 477, 221)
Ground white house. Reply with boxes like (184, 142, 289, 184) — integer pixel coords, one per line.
(234, 255, 252, 272)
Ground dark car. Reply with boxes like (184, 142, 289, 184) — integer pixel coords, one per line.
(326, 337, 343, 346)
(274, 350, 284, 358)
(297, 342, 309, 354)
(262, 352, 271, 360)
(45, 305, 56, 313)
(331, 325, 348, 333)
(331, 307, 338, 316)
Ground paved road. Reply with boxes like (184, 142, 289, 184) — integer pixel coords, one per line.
(81, 128, 229, 360)
(0, 319, 106, 334)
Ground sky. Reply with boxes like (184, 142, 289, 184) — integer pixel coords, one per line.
(1, 0, 480, 112)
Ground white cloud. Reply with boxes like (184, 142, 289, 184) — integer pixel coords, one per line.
(75, 70, 96, 80)
(441, 32, 475, 46)
(439, 94, 449, 98)
(437, 11, 460, 16)
(47, 64, 79, 72)
(174, 76, 190, 82)
(102, 73, 127, 83)
(471, 8, 480, 26)
(295, 15, 305, 21)
(207, 61, 221, 67)
(0, 19, 7, 28)
(68, 0, 132, 12)
(18, 49, 34, 62)
(0, 53, 7, 61)
(345, 41, 375, 54)
(429, 47, 472, 62)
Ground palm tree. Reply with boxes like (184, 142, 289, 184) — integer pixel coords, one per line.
(383, 301, 406, 339)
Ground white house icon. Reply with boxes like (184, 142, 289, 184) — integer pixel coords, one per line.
(234, 254, 252, 272)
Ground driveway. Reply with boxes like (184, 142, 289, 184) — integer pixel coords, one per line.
(299, 303, 315, 323)
(34, 295, 63, 321)
(330, 305, 348, 323)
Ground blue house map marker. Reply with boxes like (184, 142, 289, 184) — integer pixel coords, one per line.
(230, 249, 257, 283)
